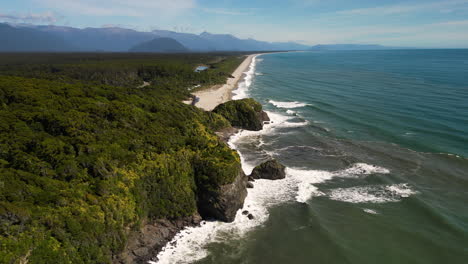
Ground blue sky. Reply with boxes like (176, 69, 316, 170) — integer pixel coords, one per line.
(2, 0, 468, 47)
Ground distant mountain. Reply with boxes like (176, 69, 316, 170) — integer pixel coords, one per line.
(153, 30, 311, 51)
(1, 23, 312, 52)
(129, 38, 188, 53)
(34, 26, 155, 52)
(0, 23, 74, 52)
(151, 30, 216, 51)
(309, 44, 395, 51)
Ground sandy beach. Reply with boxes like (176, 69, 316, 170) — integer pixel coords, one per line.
(185, 54, 258, 111)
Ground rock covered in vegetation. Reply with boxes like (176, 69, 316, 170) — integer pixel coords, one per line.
(212, 98, 269, 131)
(250, 159, 286, 180)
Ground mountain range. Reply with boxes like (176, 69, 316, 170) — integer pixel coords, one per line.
(129, 38, 188, 53)
(0, 23, 75, 52)
(0, 23, 311, 52)
(0, 23, 409, 52)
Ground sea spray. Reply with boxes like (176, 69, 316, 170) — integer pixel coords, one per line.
(232, 55, 259, 100)
(269, 100, 309, 109)
(153, 108, 399, 264)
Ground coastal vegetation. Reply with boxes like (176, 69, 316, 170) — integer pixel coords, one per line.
(0, 53, 248, 263)
(213, 98, 269, 131)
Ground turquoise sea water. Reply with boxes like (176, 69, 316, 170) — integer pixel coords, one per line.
(156, 50, 468, 264)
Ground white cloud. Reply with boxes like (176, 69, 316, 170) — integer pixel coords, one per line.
(36, 0, 195, 17)
(0, 11, 60, 23)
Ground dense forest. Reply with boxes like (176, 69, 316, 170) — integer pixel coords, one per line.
(0, 52, 247, 263)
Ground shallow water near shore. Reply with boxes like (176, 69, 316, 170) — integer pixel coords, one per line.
(156, 50, 468, 264)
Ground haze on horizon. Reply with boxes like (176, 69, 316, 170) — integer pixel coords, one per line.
(1, 0, 468, 48)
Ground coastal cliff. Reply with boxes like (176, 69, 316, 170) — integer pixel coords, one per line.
(196, 169, 247, 222)
(118, 98, 271, 263)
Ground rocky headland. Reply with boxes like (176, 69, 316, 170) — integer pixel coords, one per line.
(117, 98, 285, 263)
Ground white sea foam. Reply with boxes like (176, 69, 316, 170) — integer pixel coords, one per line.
(335, 163, 390, 178)
(385, 183, 418, 198)
(328, 183, 417, 204)
(286, 168, 332, 203)
(232, 55, 259, 100)
(153, 176, 291, 264)
(154, 160, 394, 263)
(287, 163, 390, 203)
(286, 110, 296, 115)
(363, 208, 379, 214)
(269, 100, 309, 109)
(228, 111, 309, 158)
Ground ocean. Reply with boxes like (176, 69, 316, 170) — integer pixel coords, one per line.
(155, 50, 468, 264)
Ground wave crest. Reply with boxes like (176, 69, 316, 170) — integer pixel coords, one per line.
(269, 100, 309, 109)
(328, 183, 418, 204)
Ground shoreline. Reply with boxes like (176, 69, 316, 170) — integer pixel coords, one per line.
(186, 53, 260, 111)
(153, 50, 466, 264)
(124, 54, 261, 264)
(154, 53, 264, 264)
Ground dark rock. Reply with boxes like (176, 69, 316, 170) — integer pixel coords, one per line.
(246, 182, 254, 188)
(197, 170, 248, 222)
(132, 248, 149, 258)
(116, 214, 202, 264)
(242, 210, 249, 215)
(247, 214, 254, 220)
(260, 110, 270, 122)
(192, 213, 202, 225)
(250, 159, 286, 180)
(215, 127, 239, 143)
(247, 175, 255, 182)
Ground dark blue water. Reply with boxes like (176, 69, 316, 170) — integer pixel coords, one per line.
(254, 50, 468, 157)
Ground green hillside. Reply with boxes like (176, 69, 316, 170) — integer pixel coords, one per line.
(0, 53, 246, 263)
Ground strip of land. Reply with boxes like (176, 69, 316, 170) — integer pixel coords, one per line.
(185, 54, 258, 111)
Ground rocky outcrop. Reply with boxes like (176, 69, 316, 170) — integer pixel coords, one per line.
(260, 110, 270, 123)
(197, 170, 248, 222)
(116, 214, 202, 264)
(250, 159, 286, 180)
(215, 126, 239, 143)
(118, 148, 249, 263)
(119, 100, 271, 263)
(212, 98, 269, 131)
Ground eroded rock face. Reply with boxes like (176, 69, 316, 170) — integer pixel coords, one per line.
(259, 110, 270, 123)
(250, 159, 286, 180)
(116, 214, 202, 264)
(197, 170, 248, 222)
